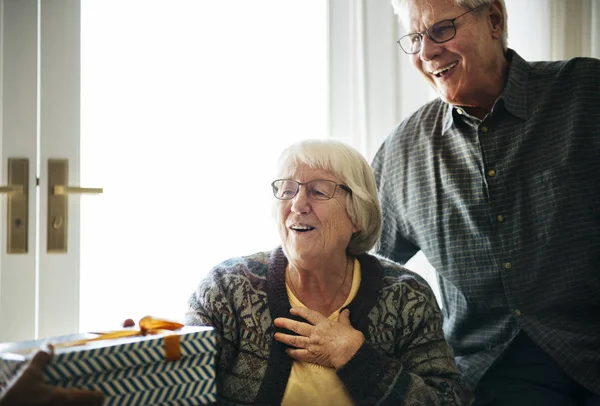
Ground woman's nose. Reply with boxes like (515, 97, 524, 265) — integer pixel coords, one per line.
(290, 187, 311, 214)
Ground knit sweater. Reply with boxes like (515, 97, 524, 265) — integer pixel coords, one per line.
(185, 247, 471, 405)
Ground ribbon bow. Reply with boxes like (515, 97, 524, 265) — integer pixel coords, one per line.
(55, 316, 185, 361)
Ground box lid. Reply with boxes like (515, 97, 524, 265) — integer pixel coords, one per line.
(0, 326, 215, 381)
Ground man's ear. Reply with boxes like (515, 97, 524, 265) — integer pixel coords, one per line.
(488, 0, 505, 40)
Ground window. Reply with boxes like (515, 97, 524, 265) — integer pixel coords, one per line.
(79, 1, 327, 330)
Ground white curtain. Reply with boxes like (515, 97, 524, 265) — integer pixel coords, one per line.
(328, 0, 436, 163)
(506, 0, 600, 60)
(549, 0, 600, 59)
(328, 0, 600, 302)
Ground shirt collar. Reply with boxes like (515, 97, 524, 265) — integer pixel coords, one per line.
(442, 103, 457, 134)
(498, 49, 529, 120)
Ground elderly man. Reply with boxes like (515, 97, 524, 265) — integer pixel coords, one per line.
(372, 0, 600, 404)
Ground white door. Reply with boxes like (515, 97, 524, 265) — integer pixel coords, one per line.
(0, 0, 40, 342)
(1, 0, 90, 341)
(0, 0, 328, 341)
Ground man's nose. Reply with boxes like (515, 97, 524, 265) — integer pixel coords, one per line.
(420, 34, 442, 61)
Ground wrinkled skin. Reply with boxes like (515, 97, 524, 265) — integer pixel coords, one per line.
(274, 308, 365, 369)
(407, 0, 508, 118)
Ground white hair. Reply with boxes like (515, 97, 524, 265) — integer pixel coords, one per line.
(391, 0, 508, 51)
(274, 139, 382, 255)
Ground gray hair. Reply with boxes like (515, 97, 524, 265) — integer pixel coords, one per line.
(391, 0, 508, 51)
(274, 139, 382, 255)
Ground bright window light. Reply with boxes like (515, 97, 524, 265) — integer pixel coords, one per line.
(80, 1, 327, 331)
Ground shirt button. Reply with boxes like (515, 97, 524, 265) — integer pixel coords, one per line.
(514, 309, 522, 317)
(504, 262, 512, 269)
(497, 215, 504, 223)
(488, 169, 496, 177)
(481, 126, 488, 133)
(456, 108, 464, 115)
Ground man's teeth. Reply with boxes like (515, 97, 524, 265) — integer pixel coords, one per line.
(432, 62, 457, 77)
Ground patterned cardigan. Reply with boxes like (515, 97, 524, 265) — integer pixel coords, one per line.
(185, 247, 471, 405)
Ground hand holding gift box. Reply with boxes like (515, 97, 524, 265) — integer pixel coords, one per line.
(0, 344, 105, 406)
(0, 316, 216, 405)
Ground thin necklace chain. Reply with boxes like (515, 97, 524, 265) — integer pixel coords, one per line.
(286, 257, 353, 313)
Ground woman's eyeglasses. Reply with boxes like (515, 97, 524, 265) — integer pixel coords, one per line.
(271, 179, 352, 201)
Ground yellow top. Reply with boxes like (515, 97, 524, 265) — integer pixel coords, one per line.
(280, 259, 361, 406)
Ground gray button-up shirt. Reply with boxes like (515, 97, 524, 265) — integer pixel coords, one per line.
(372, 49, 600, 393)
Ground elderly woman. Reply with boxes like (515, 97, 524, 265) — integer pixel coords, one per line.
(185, 139, 471, 405)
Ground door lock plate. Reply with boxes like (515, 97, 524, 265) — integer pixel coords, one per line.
(47, 159, 68, 253)
(7, 158, 29, 254)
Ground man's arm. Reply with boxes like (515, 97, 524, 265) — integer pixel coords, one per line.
(371, 139, 420, 263)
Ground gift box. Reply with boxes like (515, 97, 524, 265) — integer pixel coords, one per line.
(0, 323, 216, 405)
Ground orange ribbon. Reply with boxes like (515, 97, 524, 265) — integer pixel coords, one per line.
(54, 316, 185, 362)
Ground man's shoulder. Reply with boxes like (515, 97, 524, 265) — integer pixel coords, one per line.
(371, 98, 446, 174)
(519, 57, 600, 108)
(529, 56, 600, 82)
(378, 98, 446, 152)
(396, 98, 447, 133)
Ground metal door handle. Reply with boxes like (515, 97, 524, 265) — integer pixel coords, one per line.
(53, 186, 103, 195)
(0, 185, 23, 194)
(47, 159, 103, 253)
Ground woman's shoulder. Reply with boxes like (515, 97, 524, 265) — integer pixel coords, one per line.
(208, 250, 273, 280)
(192, 250, 277, 304)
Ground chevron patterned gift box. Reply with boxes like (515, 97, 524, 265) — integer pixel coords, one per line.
(0, 324, 216, 405)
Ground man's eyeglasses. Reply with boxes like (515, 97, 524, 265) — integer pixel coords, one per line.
(271, 179, 352, 201)
(397, 5, 484, 54)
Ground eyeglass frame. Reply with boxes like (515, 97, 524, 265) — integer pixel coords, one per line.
(396, 5, 485, 55)
(271, 179, 352, 201)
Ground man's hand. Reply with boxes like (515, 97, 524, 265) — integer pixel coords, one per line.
(0, 345, 105, 406)
(273, 307, 365, 369)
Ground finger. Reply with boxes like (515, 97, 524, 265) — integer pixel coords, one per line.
(338, 308, 351, 325)
(285, 348, 311, 362)
(286, 347, 333, 367)
(273, 317, 313, 336)
(122, 318, 136, 328)
(29, 346, 53, 370)
(273, 332, 310, 348)
(289, 307, 326, 324)
(57, 387, 105, 406)
(273, 317, 290, 328)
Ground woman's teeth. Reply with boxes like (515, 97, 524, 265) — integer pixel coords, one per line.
(291, 225, 315, 232)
